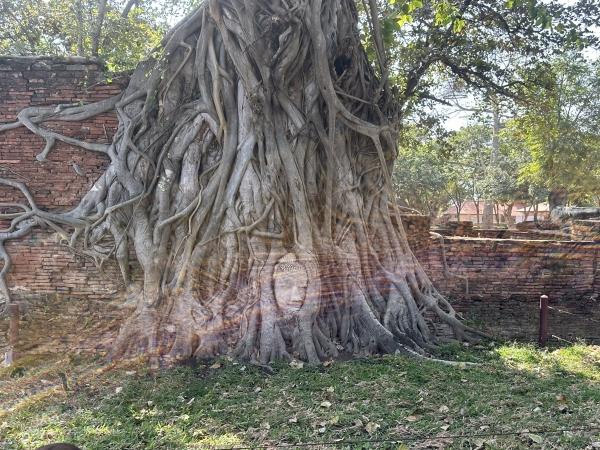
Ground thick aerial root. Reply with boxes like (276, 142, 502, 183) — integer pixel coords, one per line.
(110, 305, 159, 361)
(106, 253, 483, 365)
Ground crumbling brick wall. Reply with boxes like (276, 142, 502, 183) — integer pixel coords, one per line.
(399, 214, 432, 251)
(421, 237, 600, 342)
(0, 57, 130, 354)
(572, 220, 600, 241)
(0, 56, 129, 302)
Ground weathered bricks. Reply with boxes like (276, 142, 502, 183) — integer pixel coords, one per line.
(0, 57, 129, 302)
(416, 236, 600, 342)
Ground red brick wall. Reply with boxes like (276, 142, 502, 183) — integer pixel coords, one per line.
(425, 238, 598, 300)
(399, 214, 432, 251)
(0, 56, 128, 302)
(420, 237, 600, 341)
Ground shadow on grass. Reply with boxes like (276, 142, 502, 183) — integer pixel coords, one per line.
(1, 342, 599, 449)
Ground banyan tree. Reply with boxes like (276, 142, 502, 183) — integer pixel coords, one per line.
(0, 0, 492, 365)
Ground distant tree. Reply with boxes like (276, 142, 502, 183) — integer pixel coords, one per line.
(393, 127, 450, 216)
(513, 56, 600, 208)
(446, 124, 491, 223)
(396, 120, 531, 225)
(0, 0, 198, 70)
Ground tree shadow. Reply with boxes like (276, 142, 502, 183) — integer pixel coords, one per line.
(2, 343, 599, 449)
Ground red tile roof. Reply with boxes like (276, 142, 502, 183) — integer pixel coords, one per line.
(443, 201, 538, 216)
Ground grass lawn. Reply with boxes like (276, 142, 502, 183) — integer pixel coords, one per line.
(0, 343, 599, 449)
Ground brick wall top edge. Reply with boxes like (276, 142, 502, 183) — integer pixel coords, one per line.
(443, 236, 600, 246)
(0, 55, 133, 88)
(0, 55, 105, 67)
(399, 214, 429, 219)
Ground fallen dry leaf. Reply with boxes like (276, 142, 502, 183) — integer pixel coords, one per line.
(473, 438, 487, 449)
(365, 422, 380, 434)
(290, 360, 304, 369)
(527, 433, 543, 444)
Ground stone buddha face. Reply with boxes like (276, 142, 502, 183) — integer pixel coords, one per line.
(274, 253, 308, 318)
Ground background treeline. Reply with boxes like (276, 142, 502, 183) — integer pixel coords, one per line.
(394, 56, 600, 219)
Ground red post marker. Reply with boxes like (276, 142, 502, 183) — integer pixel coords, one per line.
(538, 295, 549, 347)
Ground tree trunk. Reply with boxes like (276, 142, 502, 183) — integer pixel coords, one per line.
(74, 0, 85, 56)
(504, 202, 514, 227)
(548, 187, 568, 211)
(523, 205, 531, 222)
(481, 202, 493, 226)
(90, 0, 108, 57)
(121, 0, 138, 18)
(482, 99, 501, 227)
(0, 0, 481, 365)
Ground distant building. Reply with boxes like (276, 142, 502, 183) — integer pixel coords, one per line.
(440, 201, 550, 225)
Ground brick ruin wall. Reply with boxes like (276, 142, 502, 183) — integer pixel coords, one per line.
(419, 236, 600, 342)
(0, 57, 598, 356)
(0, 57, 129, 354)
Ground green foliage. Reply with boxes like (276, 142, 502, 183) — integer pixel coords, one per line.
(393, 126, 452, 216)
(395, 120, 530, 218)
(512, 56, 600, 205)
(96, 8, 164, 72)
(0, 0, 197, 71)
(367, 0, 600, 120)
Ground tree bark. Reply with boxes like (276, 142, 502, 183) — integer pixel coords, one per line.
(121, 0, 138, 18)
(548, 187, 568, 211)
(90, 0, 108, 57)
(0, 0, 482, 365)
(504, 202, 514, 227)
(74, 0, 85, 56)
(482, 99, 501, 227)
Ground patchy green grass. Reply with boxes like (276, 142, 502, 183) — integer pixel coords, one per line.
(1, 343, 599, 449)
